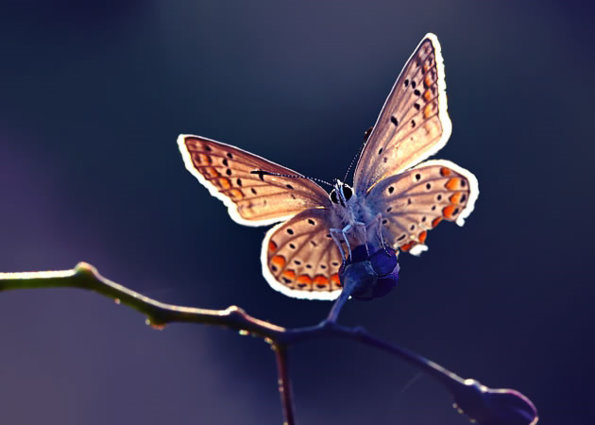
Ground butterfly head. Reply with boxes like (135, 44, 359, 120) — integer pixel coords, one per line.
(329, 179, 354, 207)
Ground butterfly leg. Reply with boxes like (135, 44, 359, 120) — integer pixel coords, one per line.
(340, 225, 354, 261)
(375, 214, 390, 252)
(331, 221, 372, 263)
(330, 228, 349, 263)
(365, 214, 388, 253)
(340, 221, 370, 259)
(351, 221, 370, 256)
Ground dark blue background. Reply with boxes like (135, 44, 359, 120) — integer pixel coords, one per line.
(1, 1, 593, 424)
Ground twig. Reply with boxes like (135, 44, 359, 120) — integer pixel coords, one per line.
(0, 263, 286, 338)
(272, 343, 295, 425)
(0, 262, 538, 425)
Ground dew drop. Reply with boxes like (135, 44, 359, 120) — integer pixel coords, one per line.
(145, 318, 166, 330)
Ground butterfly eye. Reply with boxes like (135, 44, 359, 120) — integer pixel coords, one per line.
(329, 189, 338, 204)
(343, 185, 353, 201)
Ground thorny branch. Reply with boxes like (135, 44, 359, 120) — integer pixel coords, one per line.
(0, 262, 538, 425)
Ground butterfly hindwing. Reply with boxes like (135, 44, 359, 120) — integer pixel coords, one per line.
(366, 160, 478, 255)
(262, 208, 343, 300)
(178, 134, 330, 226)
(354, 33, 451, 192)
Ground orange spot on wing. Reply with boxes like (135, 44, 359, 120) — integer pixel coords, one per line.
(313, 275, 329, 286)
(432, 217, 442, 228)
(442, 205, 457, 219)
(192, 153, 212, 165)
(330, 273, 340, 285)
(450, 192, 463, 204)
(423, 89, 432, 101)
(204, 167, 220, 178)
(268, 241, 278, 253)
(418, 231, 427, 244)
(297, 275, 312, 285)
(440, 167, 452, 177)
(423, 58, 434, 72)
(423, 103, 434, 118)
(400, 242, 415, 252)
(282, 270, 296, 281)
(271, 255, 286, 268)
(445, 178, 460, 190)
(229, 188, 243, 200)
(424, 73, 432, 87)
(199, 153, 212, 165)
(217, 177, 232, 189)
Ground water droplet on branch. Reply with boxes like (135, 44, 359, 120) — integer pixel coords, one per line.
(145, 318, 166, 331)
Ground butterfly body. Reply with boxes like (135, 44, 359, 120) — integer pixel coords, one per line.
(178, 33, 479, 301)
(329, 180, 378, 231)
(326, 182, 381, 261)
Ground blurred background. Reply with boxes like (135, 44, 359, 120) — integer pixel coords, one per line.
(1, 1, 593, 424)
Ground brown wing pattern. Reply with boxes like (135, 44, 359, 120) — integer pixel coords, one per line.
(366, 160, 478, 255)
(354, 33, 451, 192)
(261, 208, 343, 300)
(178, 134, 330, 226)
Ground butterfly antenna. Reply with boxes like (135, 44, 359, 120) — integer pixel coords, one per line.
(343, 126, 372, 182)
(250, 170, 333, 188)
(343, 146, 362, 182)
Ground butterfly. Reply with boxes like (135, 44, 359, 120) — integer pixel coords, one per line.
(178, 33, 478, 301)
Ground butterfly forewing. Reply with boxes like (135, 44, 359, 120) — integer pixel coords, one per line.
(367, 160, 478, 254)
(354, 33, 451, 192)
(178, 135, 330, 226)
(262, 208, 343, 300)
